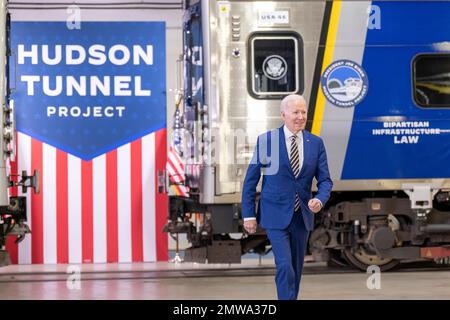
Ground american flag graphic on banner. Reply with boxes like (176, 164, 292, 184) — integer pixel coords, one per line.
(6, 21, 169, 264)
(6, 130, 168, 264)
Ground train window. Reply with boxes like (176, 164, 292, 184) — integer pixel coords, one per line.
(413, 54, 450, 108)
(248, 32, 303, 99)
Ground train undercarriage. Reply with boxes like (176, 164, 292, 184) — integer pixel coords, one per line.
(165, 190, 450, 271)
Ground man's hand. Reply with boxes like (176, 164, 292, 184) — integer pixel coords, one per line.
(244, 220, 257, 234)
(308, 198, 322, 213)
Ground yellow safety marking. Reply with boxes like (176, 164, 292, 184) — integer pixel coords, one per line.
(311, 0, 342, 136)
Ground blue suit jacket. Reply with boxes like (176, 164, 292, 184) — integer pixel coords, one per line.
(241, 127, 333, 231)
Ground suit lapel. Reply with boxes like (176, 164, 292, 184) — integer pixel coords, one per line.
(299, 130, 311, 177)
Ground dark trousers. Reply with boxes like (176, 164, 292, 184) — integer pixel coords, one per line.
(266, 211, 310, 300)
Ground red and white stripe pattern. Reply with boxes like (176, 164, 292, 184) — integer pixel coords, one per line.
(167, 146, 189, 197)
(5, 129, 168, 264)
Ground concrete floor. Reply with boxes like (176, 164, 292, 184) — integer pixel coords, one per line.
(0, 260, 449, 299)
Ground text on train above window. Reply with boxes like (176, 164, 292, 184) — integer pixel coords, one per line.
(248, 32, 303, 99)
(413, 54, 450, 108)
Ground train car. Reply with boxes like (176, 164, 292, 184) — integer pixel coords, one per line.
(165, 0, 450, 271)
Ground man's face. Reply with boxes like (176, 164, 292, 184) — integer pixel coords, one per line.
(281, 99, 307, 133)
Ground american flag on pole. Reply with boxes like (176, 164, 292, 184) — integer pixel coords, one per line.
(167, 105, 190, 197)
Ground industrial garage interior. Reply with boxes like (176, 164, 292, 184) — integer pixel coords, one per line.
(1, 0, 450, 303)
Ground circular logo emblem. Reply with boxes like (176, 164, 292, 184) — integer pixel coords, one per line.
(263, 55, 288, 80)
(321, 59, 369, 108)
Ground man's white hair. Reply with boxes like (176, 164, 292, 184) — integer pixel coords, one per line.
(280, 94, 307, 113)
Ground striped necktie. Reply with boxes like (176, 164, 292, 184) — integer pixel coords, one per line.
(289, 135, 301, 212)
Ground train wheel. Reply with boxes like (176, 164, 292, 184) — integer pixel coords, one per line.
(343, 247, 400, 272)
(327, 249, 349, 268)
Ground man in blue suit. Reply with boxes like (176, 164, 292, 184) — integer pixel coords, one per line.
(241, 94, 333, 300)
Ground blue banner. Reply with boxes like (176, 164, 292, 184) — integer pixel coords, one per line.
(11, 21, 166, 160)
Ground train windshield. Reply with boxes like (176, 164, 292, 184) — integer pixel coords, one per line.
(249, 33, 303, 98)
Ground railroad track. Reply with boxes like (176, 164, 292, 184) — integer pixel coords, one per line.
(0, 262, 449, 283)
